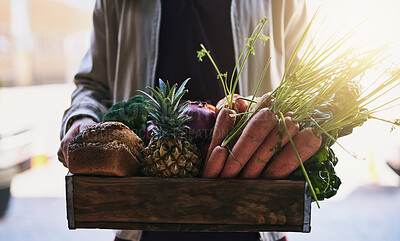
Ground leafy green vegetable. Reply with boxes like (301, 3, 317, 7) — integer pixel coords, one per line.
(103, 95, 149, 138)
(289, 146, 341, 201)
(300, 80, 369, 147)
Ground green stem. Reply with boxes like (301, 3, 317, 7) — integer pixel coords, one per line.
(369, 115, 400, 126)
(229, 111, 256, 117)
(221, 58, 273, 147)
(278, 111, 320, 208)
(240, 97, 258, 104)
(309, 115, 359, 159)
(200, 44, 230, 104)
(230, 19, 268, 105)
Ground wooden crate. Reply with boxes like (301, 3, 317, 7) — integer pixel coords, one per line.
(66, 174, 311, 232)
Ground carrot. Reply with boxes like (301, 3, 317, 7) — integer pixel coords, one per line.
(202, 146, 228, 178)
(251, 92, 274, 112)
(240, 92, 274, 127)
(219, 93, 275, 149)
(215, 94, 248, 116)
(261, 127, 322, 179)
(219, 108, 278, 179)
(240, 116, 299, 179)
(205, 108, 237, 164)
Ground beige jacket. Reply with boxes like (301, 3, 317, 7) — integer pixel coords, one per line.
(62, 0, 308, 240)
(61, 0, 308, 138)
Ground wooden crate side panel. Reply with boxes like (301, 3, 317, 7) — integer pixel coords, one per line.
(303, 183, 312, 232)
(66, 174, 75, 229)
(72, 221, 306, 232)
(72, 176, 306, 228)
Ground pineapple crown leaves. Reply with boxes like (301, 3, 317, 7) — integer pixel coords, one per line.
(140, 78, 192, 139)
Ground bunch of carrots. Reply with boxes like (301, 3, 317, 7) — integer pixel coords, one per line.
(197, 16, 400, 206)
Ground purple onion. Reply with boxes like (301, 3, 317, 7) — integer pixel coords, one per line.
(181, 101, 216, 144)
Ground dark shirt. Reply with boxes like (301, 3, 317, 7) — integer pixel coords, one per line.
(155, 0, 237, 106)
(141, 231, 260, 241)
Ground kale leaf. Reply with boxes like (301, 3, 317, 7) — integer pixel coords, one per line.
(103, 95, 149, 138)
(289, 145, 341, 201)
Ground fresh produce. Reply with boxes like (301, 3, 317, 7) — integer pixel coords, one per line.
(102, 95, 148, 138)
(204, 108, 236, 163)
(289, 146, 341, 201)
(198, 19, 273, 151)
(240, 116, 299, 179)
(202, 146, 229, 178)
(261, 127, 322, 179)
(219, 108, 278, 179)
(198, 18, 278, 179)
(205, 103, 216, 112)
(197, 15, 400, 206)
(215, 94, 248, 115)
(259, 17, 400, 204)
(180, 101, 216, 145)
(140, 79, 202, 178)
(197, 17, 269, 116)
(247, 93, 274, 113)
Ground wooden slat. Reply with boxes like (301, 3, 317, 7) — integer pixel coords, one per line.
(72, 221, 306, 232)
(302, 182, 312, 232)
(66, 175, 311, 232)
(65, 173, 75, 229)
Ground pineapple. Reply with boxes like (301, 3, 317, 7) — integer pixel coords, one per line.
(141, 79, 203, 178)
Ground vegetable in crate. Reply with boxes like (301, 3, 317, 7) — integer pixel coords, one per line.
(215, 94, 248, 115)
(289, 146, 341, 201)
(198, 16, 400, 204)
(219, 108, 278, 179)
(202, 108, 237, 178)
(102, 95, 148, 138)
(240, 116, 299, 179)
(144, 101, 216, 149)
(259, 28, 400, 203)
(180, 101, 216, 145)
(140, 79, 202, 178)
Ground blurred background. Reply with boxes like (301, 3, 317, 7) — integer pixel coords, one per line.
(0, 0, 399, 240)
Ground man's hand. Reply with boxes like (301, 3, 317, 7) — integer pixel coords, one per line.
(57, 117, 96, 167)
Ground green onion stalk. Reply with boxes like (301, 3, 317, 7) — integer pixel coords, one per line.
(197, 17, 270, 112)
(271, 23, 400, 205)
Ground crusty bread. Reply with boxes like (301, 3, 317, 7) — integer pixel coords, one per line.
(67, 122, 144, 177)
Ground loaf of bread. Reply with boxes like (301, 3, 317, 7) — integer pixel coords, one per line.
(67, 122, 144, 176)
